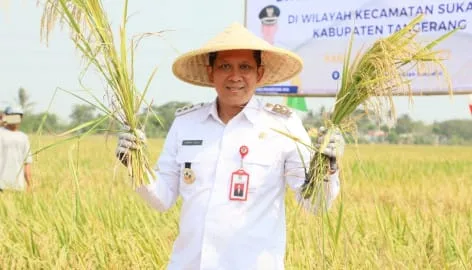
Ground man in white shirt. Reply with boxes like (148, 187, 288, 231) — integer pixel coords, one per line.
(0, 106, 33, 192)
(116, 22, 343, 269)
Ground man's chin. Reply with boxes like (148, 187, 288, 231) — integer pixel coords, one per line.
(219, 97, 250, 108)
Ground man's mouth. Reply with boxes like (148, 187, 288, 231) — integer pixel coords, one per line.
(226, 86, 244, 91)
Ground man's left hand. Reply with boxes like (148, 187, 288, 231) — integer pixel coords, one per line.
(316, 127, 345, 171)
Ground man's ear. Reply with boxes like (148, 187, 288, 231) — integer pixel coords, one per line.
(206, 66, 214, 83)
(256, 66, 265, 83)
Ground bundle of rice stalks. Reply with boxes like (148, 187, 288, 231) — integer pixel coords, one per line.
(38, 0, 157, 188)
(280, 15, 456, 203)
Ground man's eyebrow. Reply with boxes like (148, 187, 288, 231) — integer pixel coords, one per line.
(215, 59, 255, 64)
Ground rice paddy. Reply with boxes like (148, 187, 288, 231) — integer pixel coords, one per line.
(0, 135, 471, 269)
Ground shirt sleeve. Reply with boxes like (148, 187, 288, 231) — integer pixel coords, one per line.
(24, 134, 33, 164)
(135, 120, 180, 212)
(283, 115, 340, 214)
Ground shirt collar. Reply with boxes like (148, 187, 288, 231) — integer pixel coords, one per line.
(198, 98, 219, 123)
(199, 96, 262, 125)
(241, 96, 262, 125)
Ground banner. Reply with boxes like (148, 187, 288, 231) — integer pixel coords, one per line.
(245, 0, 472, 96)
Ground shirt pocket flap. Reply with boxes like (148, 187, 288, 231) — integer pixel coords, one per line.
(242, 147, 284, 191)
(243, 147, 281, 167)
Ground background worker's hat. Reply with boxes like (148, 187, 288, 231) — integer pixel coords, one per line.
(172, 22, 302, 87)
(259, 5, 280, 25)
(4, 106, 24, 115)
(3, 106, 24, 124)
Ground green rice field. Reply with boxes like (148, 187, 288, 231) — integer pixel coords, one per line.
(1, 135, 471, 269)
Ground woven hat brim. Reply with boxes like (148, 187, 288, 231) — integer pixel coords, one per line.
(172, 45, 303, 88)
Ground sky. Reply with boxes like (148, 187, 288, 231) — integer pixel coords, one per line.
(1, 0, 471, 124)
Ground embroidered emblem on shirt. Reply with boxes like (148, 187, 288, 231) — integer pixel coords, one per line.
(263, 103, 292, 117)
(258, 132, 267, 140)
(183, 162, 196, 184)
(175, 102, 208, 116)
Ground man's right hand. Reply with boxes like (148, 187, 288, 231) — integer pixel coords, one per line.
(115, 129, 146, 166)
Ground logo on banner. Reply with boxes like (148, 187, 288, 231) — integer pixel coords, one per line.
(332, 70, 340, 80)
(256, 86, 298, 94)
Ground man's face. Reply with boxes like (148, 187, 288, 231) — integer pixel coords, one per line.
(207, 50, 264, 107)
(5, 123, 20, 131)
(4, 114, 22, 131)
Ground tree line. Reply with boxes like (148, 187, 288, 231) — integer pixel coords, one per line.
(6, 88, 472, 145)
(302, 106, 472, 145)
(15, 101, 471, 145)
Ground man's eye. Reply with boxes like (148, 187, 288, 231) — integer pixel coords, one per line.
(219, 64, 231, 70)
(240, 64, 252, 70)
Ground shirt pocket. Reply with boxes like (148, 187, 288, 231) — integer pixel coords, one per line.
(243, 146, 284, 193)
(175, 146, 214, 199)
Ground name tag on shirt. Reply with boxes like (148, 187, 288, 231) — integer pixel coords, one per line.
(229, 169, 250, 201)
(182, 140, 203, 146)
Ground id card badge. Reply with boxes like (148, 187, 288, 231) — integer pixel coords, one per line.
(229, 169, 250, 201)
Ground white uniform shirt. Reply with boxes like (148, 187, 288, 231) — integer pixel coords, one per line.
(0, 127, 32, 190)
(137, 97, 340, 270)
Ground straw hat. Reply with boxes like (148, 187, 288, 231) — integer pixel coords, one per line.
(172, 22, 303, 87)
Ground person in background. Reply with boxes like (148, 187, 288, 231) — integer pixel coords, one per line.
(0, 106, 33, 192)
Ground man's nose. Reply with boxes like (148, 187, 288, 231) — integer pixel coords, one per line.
(228, 69, 243, 82)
